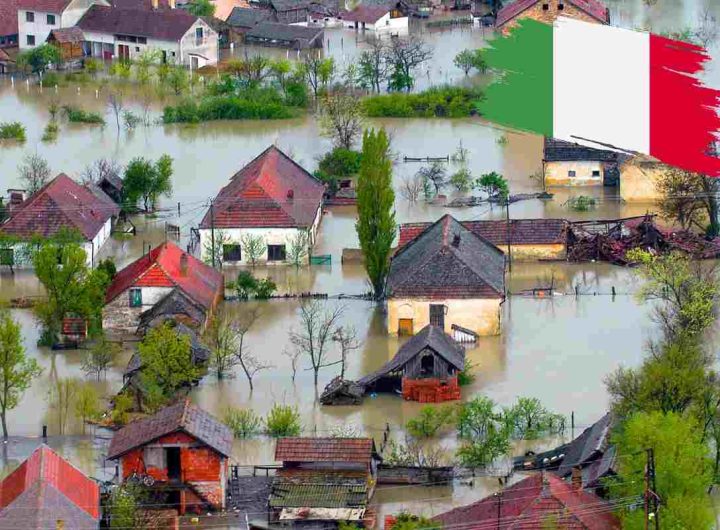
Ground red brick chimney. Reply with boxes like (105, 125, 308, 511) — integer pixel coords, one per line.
(571, 466, 583, 491)
(180, 253, 188, 277)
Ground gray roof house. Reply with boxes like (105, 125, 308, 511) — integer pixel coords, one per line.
(245, 21, 324, 48)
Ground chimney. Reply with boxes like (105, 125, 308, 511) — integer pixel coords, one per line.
(180, 253, 188, 277)
(287, 189, 294, 200)
(451, 233, 461, 248)
(571, 466, 582, 491)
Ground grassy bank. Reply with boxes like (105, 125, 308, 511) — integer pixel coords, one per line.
(361, 86, 483, 118)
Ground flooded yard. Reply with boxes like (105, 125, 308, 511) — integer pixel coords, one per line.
(0, 0, 718, 521)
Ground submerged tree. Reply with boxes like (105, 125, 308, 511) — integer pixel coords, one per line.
(287, 231, 309, 267)
(18, 153, 51, 195)
(416, 162, 446, 196)
(0, 311, 42, 440)
(289, 300, 345, 387)
(122, 155, 173, 212)
(240, 233, 265, 267)
(233, 308, 271, 391)
(355, 128, 396, 298)
(318, 91, 364, 150)
(82, 335, 120, 380)
(332, 325, 361, 380)
(204, 312, 240, 379)
(385, 37, 433, 92)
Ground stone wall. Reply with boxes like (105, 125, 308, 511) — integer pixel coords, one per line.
(102, 292, 143, 335)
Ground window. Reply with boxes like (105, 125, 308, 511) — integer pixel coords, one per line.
(25, 11, 34, 22)
(420, 353, 435, 376)
(558, 3, 564, 9)
(592, 170, 601, 177)
(135, 46, 140, 52)
(568, 170, 577, 177)
(267, 244, 286, 261)
(46, 14, 55, 24)
(26, 34, 35, 46)
(223, 244, 242, 262)
(196, 27, 204, 40)
(542, 3, 549, 9)
(429, 304, 445, 328)
(129, 288, 142, 307)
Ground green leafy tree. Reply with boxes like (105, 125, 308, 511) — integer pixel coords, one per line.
(265, 404, 301, 437)
(318, 148, 362, 177)
(17, 44, 62, 74)
(476, 171, 509, 200)
(106, 484, 150, 530)
(33, 237, 110, 344)
(224, 407, 263, 438)
(137, 323, 203, 411)
(455, 396, 510, 467)
(122, 155, 173, 212)
(165, 66, 190, 96)
(416, 162, 446, 196)
(500, 397, 565, 439)
(0, 311, 42, 440)
(187, 0, 215, 16)
(318, 92, 364, 150)
(453, 49, 487, 75)
(626, 249, 717, 341)
(270, 58, 292, 95)
(355, 128, 396, 299)
(449, 167, 473, 192)
(236, 271, 258, 300)
(611, 411, 713, 530)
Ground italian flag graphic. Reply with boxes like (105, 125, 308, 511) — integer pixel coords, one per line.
(479, 17, 720, 176)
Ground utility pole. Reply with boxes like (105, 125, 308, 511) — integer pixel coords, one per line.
(645, 448, 659, 530)
(505, 195, 512, 272)
(210, 198, 216, 269)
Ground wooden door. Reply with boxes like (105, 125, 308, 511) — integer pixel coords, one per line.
(398, 318, 413, 336)
(118, 44, 129, 61)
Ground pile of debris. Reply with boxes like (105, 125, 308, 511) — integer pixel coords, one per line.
(568, 215, 720, 265)
(320, 376, 365, 406)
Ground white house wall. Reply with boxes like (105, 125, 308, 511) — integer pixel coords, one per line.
(18, 9, 60, 49)
(179, 19, 219, 67)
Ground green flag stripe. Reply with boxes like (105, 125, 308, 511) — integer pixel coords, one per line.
(478, 19, 553, 137)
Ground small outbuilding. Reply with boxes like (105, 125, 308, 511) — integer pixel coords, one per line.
(46, 27, 85, 61)
(360, 325, 464, 402)
(108, 399, 233, 514)
(340, 5, 408, 32)
(244, 21, 324, 48)
(543, 137, 621, 187)
(386, 214, 506, 337)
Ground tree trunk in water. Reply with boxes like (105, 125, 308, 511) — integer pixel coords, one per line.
(1, 412, 7, 441)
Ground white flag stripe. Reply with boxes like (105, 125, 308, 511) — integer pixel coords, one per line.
(553, 17, 651, 154)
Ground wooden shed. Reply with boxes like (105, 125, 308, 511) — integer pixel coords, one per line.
(46, 27, 85, 61)
(358, 325, 465, 402)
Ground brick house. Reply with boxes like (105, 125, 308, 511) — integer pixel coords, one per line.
(268, 438, 381, 526)
(495, 0, 609, 34)
(107, 399, 233, 514)
(358, 325, 464, 403)
(398, 218, 568, 262)
(0, 444, 100, 529)
(0, 173, 119, 268)
(386, 215, 506, 337)
(433, 473, 620, 529)
(103, 241, 224, 336)
(199, 145, 325, 266)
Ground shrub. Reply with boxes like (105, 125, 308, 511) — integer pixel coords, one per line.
(236, 271, 258, 300)
(361, 86, 483, 118)
(163, 92, 295, 123)
(391, 512, 442, 530)
(41, 121, 60, 142)
(112, 392, 133, 425)
(224, 407, 263, 438)
(84, 57, 103, 77)
(41, 71, 64, 88)
(406, 405, 455, 438)
(0, 122, 26, 141)
(318, 148, 362, 177)
(568, 195, 597, 212)
(254, 278, 277, 299)
(450, 167, 473, 192)
(457, 361, 475, 386)
(63, 105, 105, 125)
(265, 404, 301, 437)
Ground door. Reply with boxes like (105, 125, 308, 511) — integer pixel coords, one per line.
(161, 50, 168, 64)
(398, 318, 413, 336)
(429, 304, 445, 329)
(118, 44, 130, 61)
(191, 56, 199, 70)
(165, 447, 182, 481)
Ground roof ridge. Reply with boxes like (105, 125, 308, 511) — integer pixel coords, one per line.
(153, 243, 180, 291)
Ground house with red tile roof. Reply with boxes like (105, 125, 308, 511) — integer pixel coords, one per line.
(387, 214, 506, 337)
(433, 473, 619, 530)
(102, 241, 224, 335)
(339, 4, 408, 32)
(0, 173, 119, 268)
(16, 0, 108, 49)
(495, 0, 609, 33)
(77, 3, 219, 67)
(398, 218, 568, 261)
(199, 145, 325, 266)
(108, 399, 233, 514)
(0, 444, 100, 529)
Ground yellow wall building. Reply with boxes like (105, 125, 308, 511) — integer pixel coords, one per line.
(387, 215, 506, 338)
(619, 156, 664, 203)
(543, 138, 620, 188)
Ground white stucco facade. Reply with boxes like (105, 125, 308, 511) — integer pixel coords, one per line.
(543, 160, 605, 187)
(198, 205, 322, 266)
(18, 0, 107, 49)
(343, 12, 409, 32)
(83, 18, 218, 67)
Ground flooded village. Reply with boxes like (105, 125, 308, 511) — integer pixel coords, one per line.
(0, 0, 719, 527)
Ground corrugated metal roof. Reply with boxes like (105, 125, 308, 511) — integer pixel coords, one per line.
(270, 473, 368, 509)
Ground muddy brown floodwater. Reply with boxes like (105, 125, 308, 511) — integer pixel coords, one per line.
(0, 0, 719, 522)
